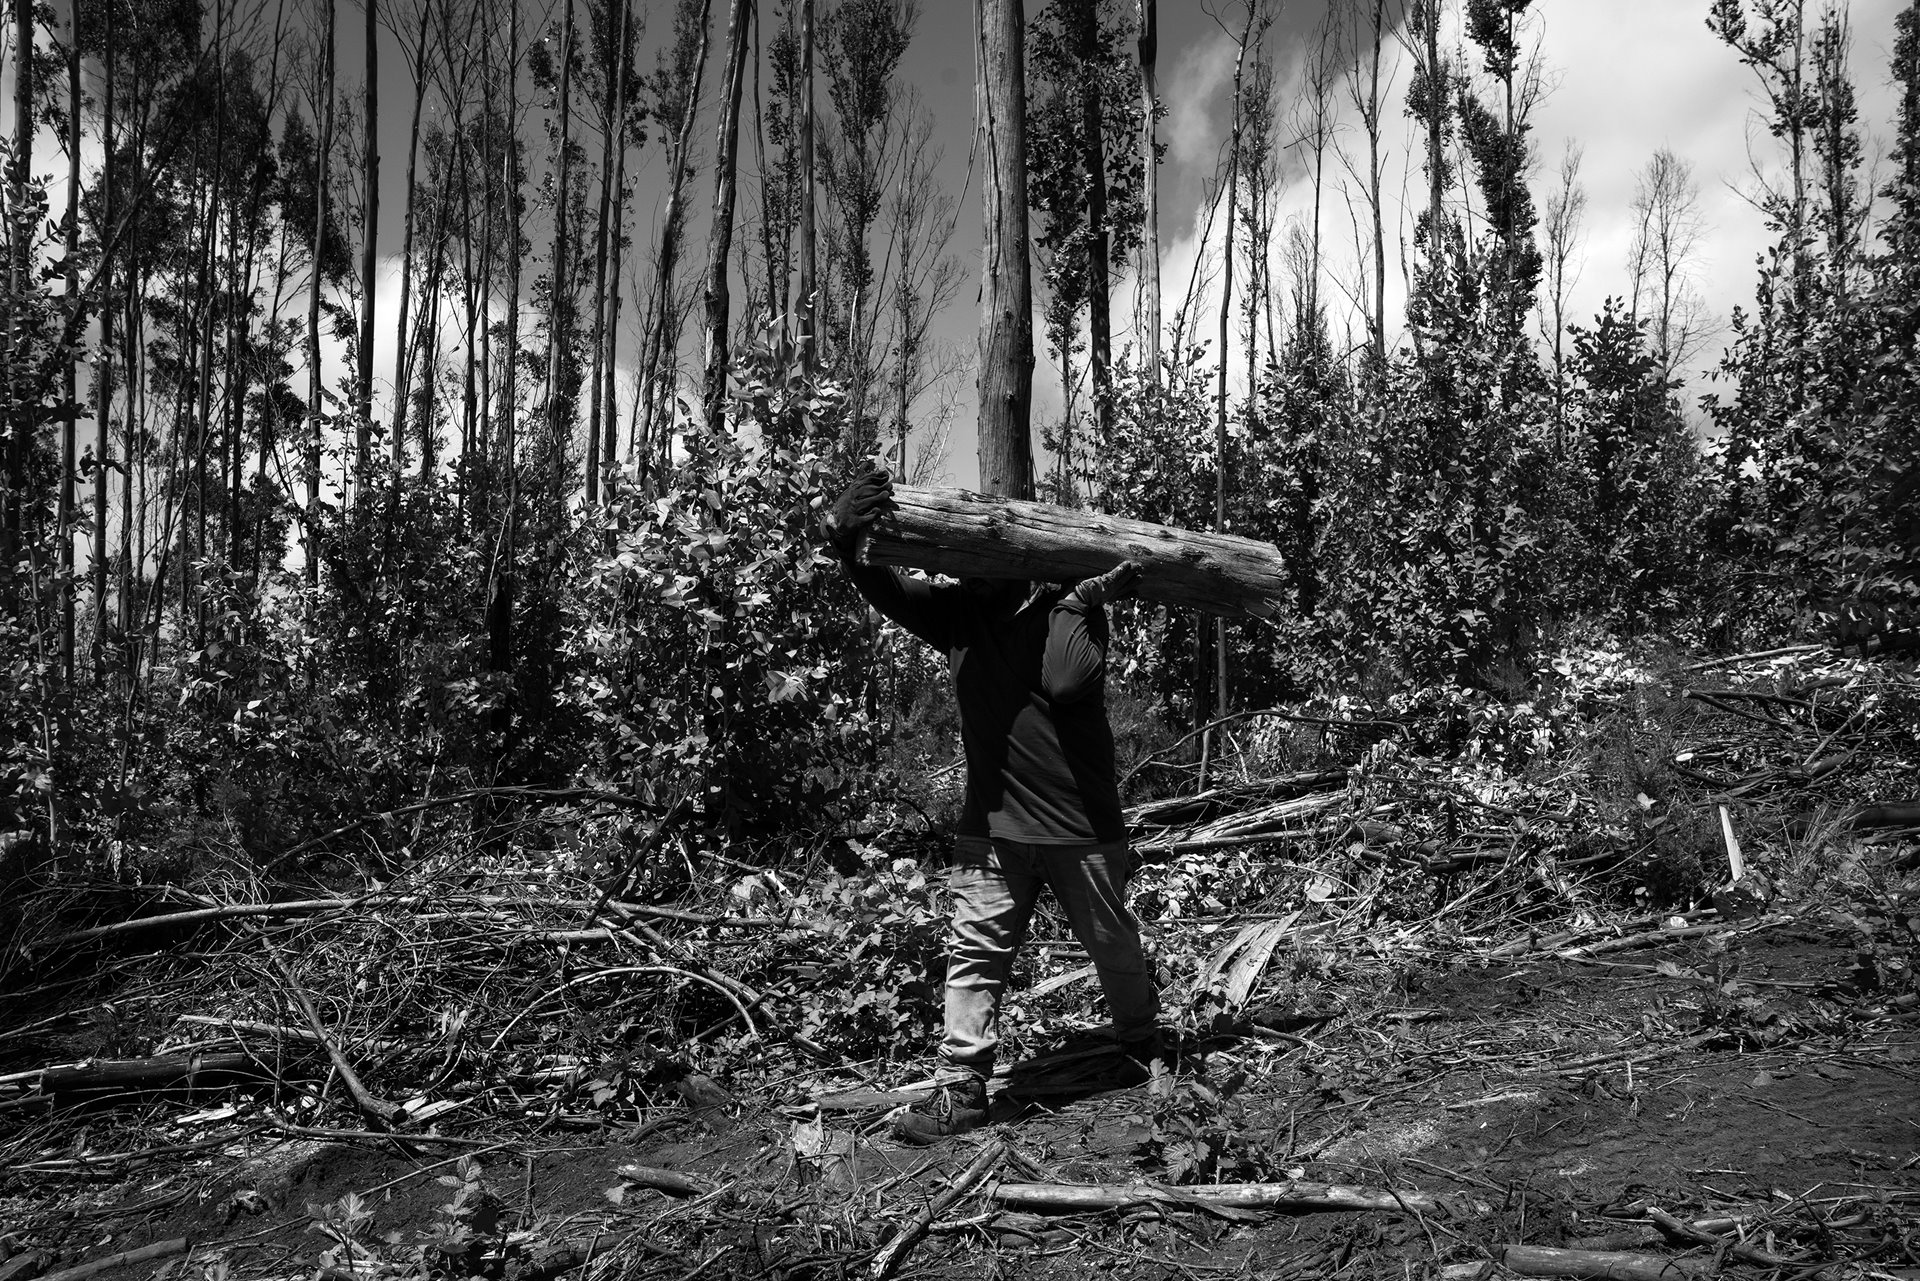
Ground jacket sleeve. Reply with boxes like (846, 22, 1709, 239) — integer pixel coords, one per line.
(840, 555, 955, 651)
(1042, 596, 1109, 703)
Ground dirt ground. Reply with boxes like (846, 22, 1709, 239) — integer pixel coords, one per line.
(5, 912, 1918, 1281)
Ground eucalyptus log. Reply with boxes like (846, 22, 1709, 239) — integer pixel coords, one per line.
(858, 486, 1288, 618)
(988, 1178, 1475, 1216)
(1497, 1245, 1711, 1280)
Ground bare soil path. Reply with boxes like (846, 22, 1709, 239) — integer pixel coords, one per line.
(5, 916, 1916, 1281)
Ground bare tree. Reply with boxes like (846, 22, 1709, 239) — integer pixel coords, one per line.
(387, 0, 439, 469)
(1075, 0, 1114, 446)
(700, 0, 752, 430)
(1136, 0, 1159, 382)
(1539, 139, 1585, 418)
(1237, 36, 1279, 393)
(1287, 8, 1340, 341)
(817, 0, 916, 444)
(306, 0, 338, 586)
(544, 0, 578, 511)
(1628, 147, 1709, 382)
(1204, 2, 1256, 783)
(585, 0, 640, 502)
(1338, 0, 1395, 366)
(355, 0, 380, 486)
(635, 0, 713, 481)
(877, 91, 962, 479)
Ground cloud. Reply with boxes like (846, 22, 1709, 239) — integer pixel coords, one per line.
(1162, 32, 1240, 179)
(1067, 0, 1909, 432)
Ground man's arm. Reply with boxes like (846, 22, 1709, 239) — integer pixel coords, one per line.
(1042, 561, 1140, 704)
(841, 558, 954, 651)
(822, 469, 953, 650)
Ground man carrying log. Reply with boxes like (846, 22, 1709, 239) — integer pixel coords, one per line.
(823, 469, 1166, 1144)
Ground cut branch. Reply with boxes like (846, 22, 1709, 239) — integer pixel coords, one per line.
(860, 486, 1289, 618)
(872, 1140, 1007, 1279)
(267, 952, 404, 1130)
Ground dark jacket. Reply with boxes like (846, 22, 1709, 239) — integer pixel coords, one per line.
(844, 562, 1124, 844)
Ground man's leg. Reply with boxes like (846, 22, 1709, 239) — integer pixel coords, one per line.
(896, 836, 1043, 1143)
(939, 835, 1044, 1081)
(1042, 841, 1159, 1041)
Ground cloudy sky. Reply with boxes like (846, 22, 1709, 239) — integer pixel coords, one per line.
(897, 0, 1907, 486)
(4, 0, 1909, 494)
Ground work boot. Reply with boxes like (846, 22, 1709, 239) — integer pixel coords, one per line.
(890, 1077, 989, 1145)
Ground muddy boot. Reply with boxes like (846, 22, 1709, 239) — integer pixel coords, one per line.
(890, 1077, 990, 1145)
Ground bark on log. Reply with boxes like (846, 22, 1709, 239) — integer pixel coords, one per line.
(1497, 1244, 1711, 1279)
(858, 486, 1288, 618)
(614, 1163, 710, 1197)
(28, 1052, 268, 1094)
(36, 1240, 188, 1281)
(988, 1178, 1476, 1216)
(1852, 802, 1920, 830)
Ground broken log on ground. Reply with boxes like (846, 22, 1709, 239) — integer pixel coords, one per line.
(8, 1053, 273, 1098)
(1494, 1244, 1713, 1279)
(859, 485, 1289, 618)
(34, 1240, 189, 1281)
(988, 1178, 1478, 1217)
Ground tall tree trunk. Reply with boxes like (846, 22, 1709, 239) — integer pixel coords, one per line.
(585, 0, 629, 503)
(456, 107, 478, 523)
(796, 0, 816, 369)
(193, 39, 228, 644)
(60, 24, 81, 684)
(975, 0, 1034, 500)
(1136, 0, 1158, 387)
(488, 0, 523, 792)
(546, 0, 576, 513)
(91, 0, 116, 678)
(1367, 0, 1385, 365)
(391, 0, 434, 472)
(1076, 0, 1111, 451)
(307, 0, 337, 588)
(408, 115, 455, 480)
(3, 0, 33, 615)
(636, 0, 713, 481)
(701, 0, 752, 432)
(356, 0, 380, 487)
(1203, 10, 1253, 782)
(1421, 0, 1443, 253)
(600, 0, 634, 494)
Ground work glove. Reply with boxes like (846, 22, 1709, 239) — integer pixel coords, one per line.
(823, 468, 892, 556)
(1065, 559, 1142, 610)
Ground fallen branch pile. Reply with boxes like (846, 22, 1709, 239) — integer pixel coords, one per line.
(0, 643, 1913, 1281)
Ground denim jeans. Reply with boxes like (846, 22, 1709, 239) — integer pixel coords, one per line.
(938, 835, 1159, 1082)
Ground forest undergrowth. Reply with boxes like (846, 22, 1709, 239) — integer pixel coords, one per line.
(2, 638, 1916, 1281)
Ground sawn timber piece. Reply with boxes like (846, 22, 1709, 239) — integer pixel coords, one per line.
(857, 485, 1289, 619)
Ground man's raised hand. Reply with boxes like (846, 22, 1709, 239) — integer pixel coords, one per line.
(824, 468, 893, 554)
(1067, 560, 1143, 610)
